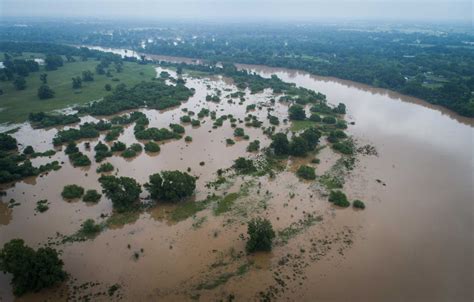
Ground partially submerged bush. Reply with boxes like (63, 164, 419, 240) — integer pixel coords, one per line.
(145, 170, 196, 202)
(328, 190, 350, 207)
(61, 184, 84, 199)
(353, 200, 366, 209)
(0, 239, 67, 296)
(96, 162, 114, 173)
(247, 140, 260, 152)
(246, 217, 275, 253)
(83, 190, 102, 203)
(233, 157, 256, 174)
(79, 219, 102, 235)
(111, 141, 126, 152)
(144, 141, 160, 152)
(99, 175, 142, 212)
(184, 136, 193, 142)
(233, 127, 245, 137)
(296, 165, 316, 180)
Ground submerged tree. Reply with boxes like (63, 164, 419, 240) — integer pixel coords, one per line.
(99, 175, 142, 212)
(246, 218, 276, 253)
(145, 170, 196, 202)
(0, 239, 67, 296)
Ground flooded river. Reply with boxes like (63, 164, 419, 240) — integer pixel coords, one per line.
(0, 49, 472, 302)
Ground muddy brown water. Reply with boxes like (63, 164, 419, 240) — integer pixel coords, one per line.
(0, 52, 473, 302)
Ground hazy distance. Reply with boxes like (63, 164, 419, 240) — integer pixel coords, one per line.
(1, 0, 472, 23)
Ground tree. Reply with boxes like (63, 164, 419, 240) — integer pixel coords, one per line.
(0, 133, 17, 151)
(296, 165, 316, 180)
(328, 190, 350, 207)
(246, 218, 275, 252)
(13, 76, 26, 90)
(0, 239, 66, 296)
(45, 54, 63, 71)
(270, 133, 290, 156)
(105, 83, 112, 91)
(233, 157, 256, 174)
(82, 70, 94, 82)
(99, 175, 142, 212)
(37, 85, 55, 99)
(61, 184, 84, 199)
(289, 136, 309, 157)
(288, 105, 306, 120)
(72, 76, 82, 89)
(40, 73, 48, 84)
(145, 171, 196, 201)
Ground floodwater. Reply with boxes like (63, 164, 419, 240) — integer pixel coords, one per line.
(0, 50, 473, 302)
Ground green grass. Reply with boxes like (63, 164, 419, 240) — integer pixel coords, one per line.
(196, 263, 251, 290)
(213, 193, 240, 215)
(290, 120, 317, 131)
(170, 197, 216, 222)
(0, 57, 156, 123)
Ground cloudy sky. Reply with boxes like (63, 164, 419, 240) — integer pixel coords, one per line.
(0, 0, 472, 22)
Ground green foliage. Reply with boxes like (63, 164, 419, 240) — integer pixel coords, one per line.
(135, 127, 181, 141)
(332, 139, 355, 155)
(35, 199, 49, 213)
(111, 141, 126, 152)
(213, 193, 240, 215)
(288, 104, 306, 120)
(68, 152, 91, 166)
(96, 162, 114, 173)
(270, 133, 289, 156)
(246, 218, 276, 253)
(180, 115, 191, 123)
(144, 141, 160, 152)
(322, 116, 336, 124)
(145, 170, 196, 202)
(0, 239, 66, 296)
(169, 123, 185, 134)
(233, 127, 245, 137)
(0, 133, 17, 151)
(226, 138, 235, 145)
(296, 165, 316, 180)
(37, 85, 55, 99)
(328, 190, 350, 207)
(83, 190, 102, 203)
(99, 175, 142, 212)
(28, 112, 80, 129)
(289, 136, 309, 157)
(61, 184, 84, 199)
(121, 148, 137, 158)
(353, 199, 366, 209)
(233, 157, 257, 174)
(23, 145, 34, 155)
(309, 113, 321, 122)
(13, 76, 26, 90)
(64, 142, 79, 155)
(184, 136, 192, 142)
(79, 219, 102, 235)
(247, 140, 260, 152)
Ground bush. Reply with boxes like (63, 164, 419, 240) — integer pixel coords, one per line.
(169, 123, 185, 134)
(288, 105, 306, 120)
(353, 200, 366, 209)
(233, 127, 245, 137)
(145, 171, 196, 201)
(247, 140, 260, 152)
(83, 190, 102, 203)
(61, 184, 84, 199)
(121, 148, 137, 158)
(246, 218, 275, 252)
(309, 113, 321, 122)
(96, 162, 114, 173)
(328, 190, 350, 207)
(129, 143, 143, 152)
(105, 84, 112, 91)
(191, 119, 200, 127)
(332, 140, 354, 155)
(233, 157, 256, 174)
(111, 141, 126, 152)
(144, 141, 160, 152)
(23, 145, 35, 155)
(79, 219, 102, 235)
(64, 142, 79, 155)
(270, 133, 289, 156)
(322, 116, 336, 124)
(99, 175, 142, 212)
(0, 133, 17, 151)
(289, 136, 309, 157)
(0, 239, 66, 296)
(226, 138, 235, 145)
(296, 165, 316, 180)
(184, 136, 192, 142)
(37, 85, 55, 99)
(69, 152, 91, 166)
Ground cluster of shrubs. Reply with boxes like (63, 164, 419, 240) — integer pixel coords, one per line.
(329, 190, 366, 209)
(270, 127, 320, 157)
(53, 121, 111, 146)
(28, 112, 80, 129)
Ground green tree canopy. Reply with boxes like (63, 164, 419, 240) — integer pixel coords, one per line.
(145, 170, 196, 202)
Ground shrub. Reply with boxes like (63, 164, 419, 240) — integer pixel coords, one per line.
(296, 165, 316, 180)
(121, 149, 137, 158)
(246, 218, 275, 252)
(184, 136, 192, 142)
(64, 142, 79, 155)
(289, 137, 309, 157)
(169, 123, 185, 134)
(322, 116, 336, 124)
(226, 138, 235, 145)
(111, 141, 126, 152)
(328, 190, 350, 207)
(247, 140, 260, 152)
(353, 200, 366, 209)
(23, 146, 35, 155)
(144, 141, 160, 152)
(0, 133, 17, 151)
(0, 239, 66, 296)
(332, 140, 354, 155)
(233, 127, 245, 137)
(61, 184, 84, 199)
(80, 219, 102, 235)
(191, 119, 200, 127)
(145, 171, 196, 201)
(69, 152, 91, 166)
(83, 190, 102, 203)
(99, 175, 142, 212)
(288, 105, 306, 120)
(129, 143, 143, 152)
(37, 85, 55, 99)
(309, 113, 321, 122)
(233, 157, 256, 174)
(96, 162, 114, 173)
(180, 115, 191, 123)
(270, 133, 290, 156)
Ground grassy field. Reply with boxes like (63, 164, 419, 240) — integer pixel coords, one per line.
(0, 56, 156, 124)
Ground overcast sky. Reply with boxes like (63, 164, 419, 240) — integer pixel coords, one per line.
(0, 0, 472, 22)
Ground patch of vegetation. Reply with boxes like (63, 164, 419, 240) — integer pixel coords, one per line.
(353, 199, 366, 209)
(233, 157, 257, 174)
(99, 175, 142, 212)
(213, 193, 240, 215)
(35, 199, 49, 213)
(28, 112, 80, 129)
(144, 141, 160, 152)
(0, 239, 67, 296)
(61, 184, 84, 199)
(145, 170, 196, 202)
(82, 190, 102, 203)
(328, 190, 350, 207)
(185, 136, 193, 142)
(246, 217, 276, 252)
(196, 263, 251, 290)
(170, 196, 217, 222)
(246, 140, 260, 152)
(296, 165, 316, 180)
(96, 162, 114, 173)
(277, 214, 322, 245)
